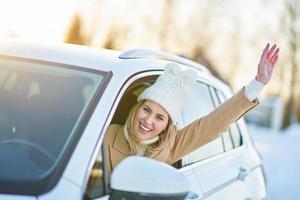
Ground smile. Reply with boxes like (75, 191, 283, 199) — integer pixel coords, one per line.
(139, 123, 152, 132)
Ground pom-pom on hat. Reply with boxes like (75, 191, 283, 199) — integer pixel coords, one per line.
(137, 63, 197, 125)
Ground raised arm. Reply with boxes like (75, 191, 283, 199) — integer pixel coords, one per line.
(169, 43, 280, 163)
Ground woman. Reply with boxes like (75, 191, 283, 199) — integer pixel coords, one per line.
(104, 43, 279, 178)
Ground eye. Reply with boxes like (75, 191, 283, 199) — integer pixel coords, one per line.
(156, 116, 164, 121)
(143, 106, 150, 113)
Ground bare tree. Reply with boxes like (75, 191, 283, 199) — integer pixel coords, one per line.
(64, 14, 87, 45)
(102, 27, 120, 50)
(190, 46, 228, 83)
(102, 25, 130, 50)
(64, 0, 104, 46)
(281, 0, 300, 126)
(158, 0, 175, 51)
(187, 0, 229, 83)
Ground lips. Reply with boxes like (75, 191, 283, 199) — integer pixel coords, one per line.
(139, 123, 152, 133)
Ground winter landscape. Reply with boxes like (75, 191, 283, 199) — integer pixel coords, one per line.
(248, 123, 300, 200)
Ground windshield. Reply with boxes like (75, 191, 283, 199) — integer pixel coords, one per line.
(0, 57, 107, 195)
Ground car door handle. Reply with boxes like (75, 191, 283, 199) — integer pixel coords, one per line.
(186, 191, 203, 200)
(237, 167, 250, 181)
(238, 164, 262, 181)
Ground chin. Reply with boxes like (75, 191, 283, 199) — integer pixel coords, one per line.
(136, 134, 148, 141)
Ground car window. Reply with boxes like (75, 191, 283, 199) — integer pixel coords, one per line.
(216, 89, 242, 148)
(84, 152, 105, 199)
(96, 73, 160, 195)
(0, 57, 108, 195)
(181, 82, 225, 166)
(229, 123, 242, 148)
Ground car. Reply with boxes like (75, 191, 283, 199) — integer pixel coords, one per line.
(0, 39, 267, 200)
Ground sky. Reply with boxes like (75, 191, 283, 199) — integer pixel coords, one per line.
(0, 0, 270, 43)
(0, 0, 298, 98)
(0, 0, 75, 42)
(0, 0, 165, 42)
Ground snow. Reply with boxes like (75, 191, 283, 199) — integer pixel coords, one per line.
(247, 123, 300, 200)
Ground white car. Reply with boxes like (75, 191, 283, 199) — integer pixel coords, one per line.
(0, 39, 267, 200)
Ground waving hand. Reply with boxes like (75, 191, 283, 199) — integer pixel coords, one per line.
(255, 43, 279, 84)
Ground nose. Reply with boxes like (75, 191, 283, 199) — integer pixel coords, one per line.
(144, 115, 154, 125)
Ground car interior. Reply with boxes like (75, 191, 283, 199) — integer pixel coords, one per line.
(0, 69, 92, 171)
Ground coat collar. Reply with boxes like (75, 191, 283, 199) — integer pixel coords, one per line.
(112, 126, 132, 156)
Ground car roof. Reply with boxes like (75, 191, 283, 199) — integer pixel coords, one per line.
(0, 39, 120, 69)
(0, 39, 209, 74)
(0, 38, 230, 93)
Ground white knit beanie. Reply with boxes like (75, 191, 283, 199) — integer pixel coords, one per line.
(137, 63, 197, 126)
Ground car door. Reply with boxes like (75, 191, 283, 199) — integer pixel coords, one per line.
(179, 79, 257, 199)
(83, 70, 202, 199)
(212, 89, 266, 200)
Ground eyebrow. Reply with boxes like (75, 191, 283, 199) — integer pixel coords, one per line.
(144, 105, 167, 119)
(157, 114, 166, 119)
(144, 105, 151, 111)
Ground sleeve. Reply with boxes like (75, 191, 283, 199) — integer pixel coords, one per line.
(244, 79, 265, 101)
(169, 88, 258, 163)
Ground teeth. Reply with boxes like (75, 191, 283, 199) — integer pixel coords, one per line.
(140, 124, 152, 132)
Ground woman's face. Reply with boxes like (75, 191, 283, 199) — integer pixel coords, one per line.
(133, 100, 169, 141)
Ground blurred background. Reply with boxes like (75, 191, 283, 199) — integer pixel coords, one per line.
(1, 0, 299, 127)
(0, 0, 299, 199)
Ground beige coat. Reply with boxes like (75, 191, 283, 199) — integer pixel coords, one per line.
(103, 89, 258, 177)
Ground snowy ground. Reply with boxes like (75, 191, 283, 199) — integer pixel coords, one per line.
(248, 123, 300, 200)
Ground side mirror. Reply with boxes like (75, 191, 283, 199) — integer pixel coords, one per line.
(109, 156, 189, 200)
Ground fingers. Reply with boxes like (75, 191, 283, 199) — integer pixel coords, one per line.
(267, 44, 277, 59)
(261, 43, 270, 59)
(272, 55, 278, 66)
(271, 48, 279, 64)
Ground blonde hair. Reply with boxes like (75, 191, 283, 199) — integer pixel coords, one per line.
(125, 100, 173, 157)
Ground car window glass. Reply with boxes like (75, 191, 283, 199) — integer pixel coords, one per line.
(181, 82, 224, 166)
(181, 82, 214, 125)
(0, 58, 106, 194)
(84, 152, 105, 199)
(216, 90, 242, 148)
(208, 87, 234, 151)
(229, 123, 242, 148)
(222, 129, 234, 151)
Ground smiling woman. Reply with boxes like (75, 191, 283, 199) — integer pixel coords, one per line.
(134, 100, 169, 141)
(103, 43, 279, 181)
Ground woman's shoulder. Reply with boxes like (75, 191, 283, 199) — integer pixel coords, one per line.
(104, 124, 123, 143)
(108, 123, 123, 130)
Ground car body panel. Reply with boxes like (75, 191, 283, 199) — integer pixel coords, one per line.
(191, 146, 259, 199)
(0, 195, 35, 200)
(179, 165, 204, 199)
(0, 39, 266, 199)
(38, 177, 82, 200)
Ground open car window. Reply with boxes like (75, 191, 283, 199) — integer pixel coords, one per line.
(85, 73, 160, 197)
